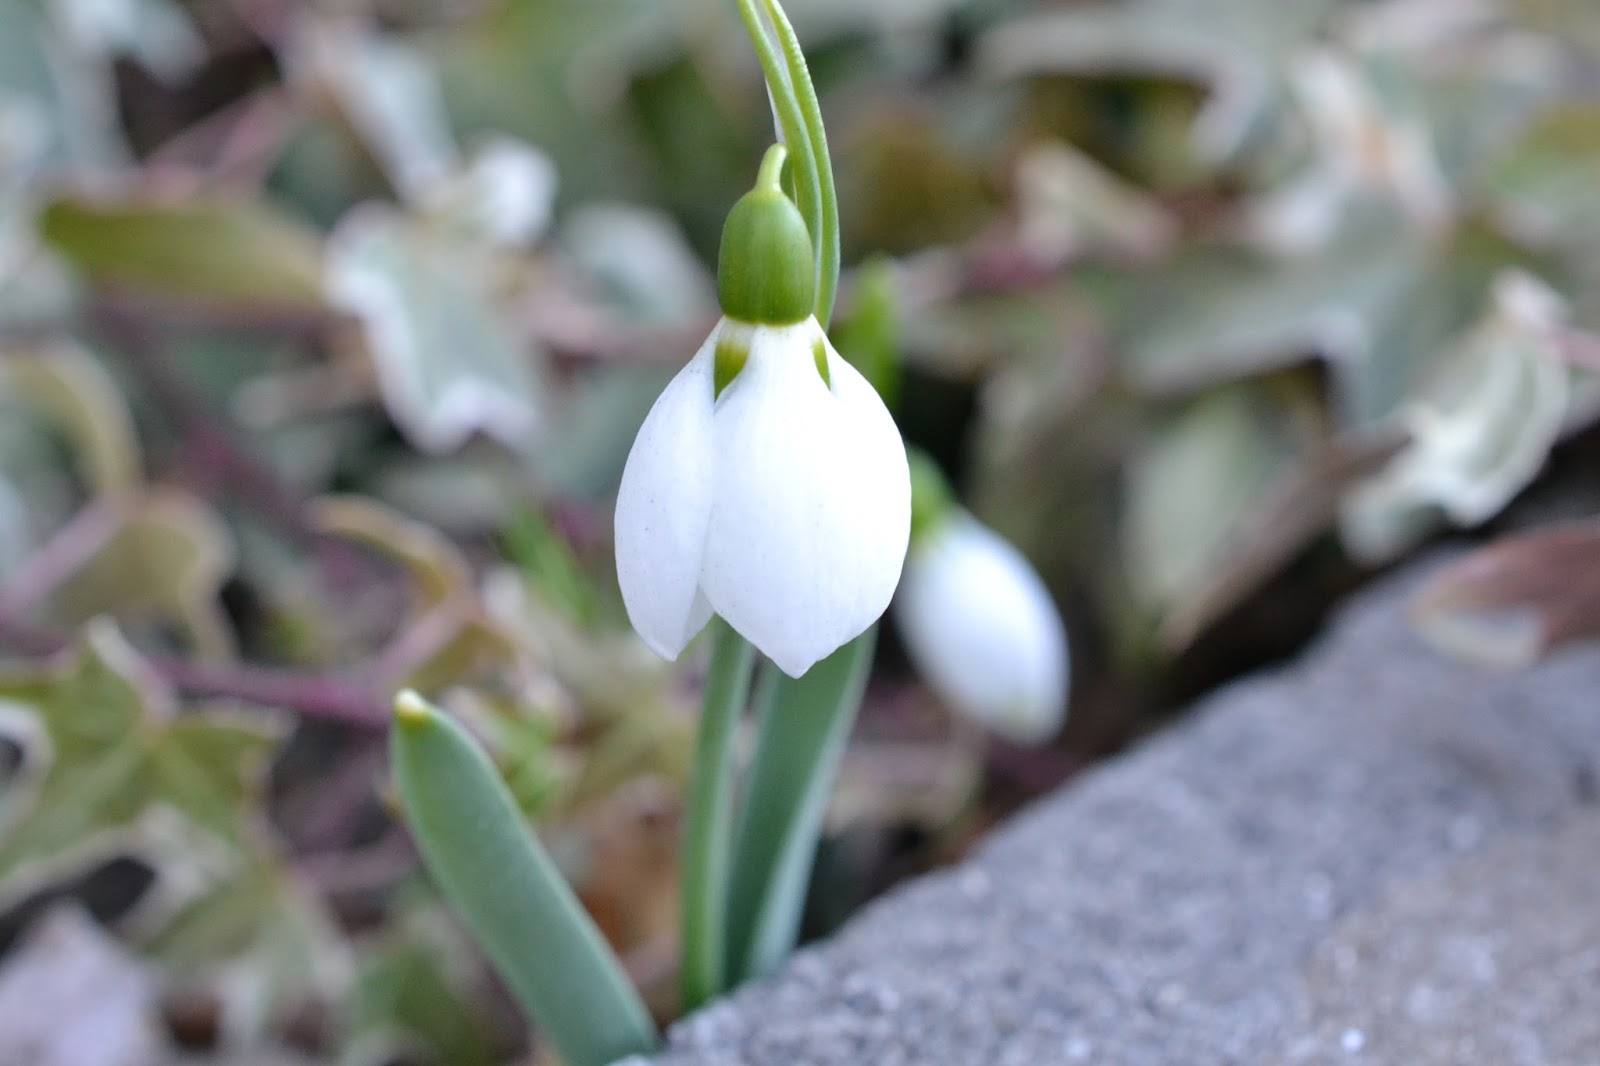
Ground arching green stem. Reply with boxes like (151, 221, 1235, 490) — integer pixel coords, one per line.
(759, 0, 841, 326)
(734, 0, 821, 284)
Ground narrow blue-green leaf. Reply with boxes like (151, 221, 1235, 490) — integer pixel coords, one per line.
(390, 692, 657, 1066)
(724, 629, 874, 983)
(679, 620, 757, 1010)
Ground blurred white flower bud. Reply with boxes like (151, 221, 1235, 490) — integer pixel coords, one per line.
(895, 513, 1069, 745)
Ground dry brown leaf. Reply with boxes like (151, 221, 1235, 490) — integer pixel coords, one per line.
(1412, 520, 1600, 668)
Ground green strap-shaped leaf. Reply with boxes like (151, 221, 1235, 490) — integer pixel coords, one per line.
(678, 619, 756, 1011)
(724, 629, 873, 984)
(390, 692, 657, 1066)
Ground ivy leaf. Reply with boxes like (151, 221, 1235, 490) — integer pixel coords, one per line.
(310, 496, 517, 692)
(1507, 0, 1600, 60)
(148, 858, 351, 1045)
(560, 204, 715, 326)
(1121, 382, 1318, 635)
(1342, 271, 1571, 562)
(527, 368, 673, 501)
(0, 20, 91, 335)
(1118, 231, 1414, 408)
(1119, 219, 1514, 429)
(39, 196, 325, 311)
(0, 475, 29, 581)
(0, 621, 283, 908)
(0, 340, 141, 497)
(324, 206, 545, 455)
(0, 245, 80, 338)
(0, 92, 51, 279)
(1484, 102, 1600, 251)
(291, 18, 459, 203)
(44, 490, 238, 661)
(428, 0, 670, 207)
(310, 495, 471, 615)
(0, 0, 126, 172)
(0, 348, 236, 657)
(418, 136, 557, 249)
(51, 0, 205, 84)
(1154, 429, 1402, 650)
(349, 903, 502, 1066)
(978, 0, 1338, 162)
(1243, 51, 1453, 253)
(1012, 140, 1177, 266)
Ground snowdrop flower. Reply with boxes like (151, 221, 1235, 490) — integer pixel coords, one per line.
(615, 146, 910, 678)
(894, 454, 1068, 744)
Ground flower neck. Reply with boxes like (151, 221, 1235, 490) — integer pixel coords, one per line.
(717, 144, 817, 326)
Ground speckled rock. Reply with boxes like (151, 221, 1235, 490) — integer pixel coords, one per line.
(640, 558, 1600, 1066)
(1284, 812, 1600, 1066)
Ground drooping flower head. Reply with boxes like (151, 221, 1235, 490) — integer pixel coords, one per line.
(615, 146, 910, 678)
(894, 451, 1069, 744)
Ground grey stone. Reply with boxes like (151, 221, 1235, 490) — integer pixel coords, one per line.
(1286, 813, 1600, 1066)
(645, 559, 1600, 1065)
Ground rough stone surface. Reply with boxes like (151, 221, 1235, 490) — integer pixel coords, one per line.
(644, 559, 1600, 1065)
(1289, 813, 1600, 1065)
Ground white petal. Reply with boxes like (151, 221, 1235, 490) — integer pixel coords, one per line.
(701, 321, 910, 677)
(614, 330, 719, 660)
(895, 517, 1068, 744)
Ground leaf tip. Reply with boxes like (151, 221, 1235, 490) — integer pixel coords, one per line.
(393, 689, 434, 727)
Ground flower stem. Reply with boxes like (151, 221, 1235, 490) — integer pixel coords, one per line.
(679, 618, 757, 1011)
(755, 142, 788, 191)
(735, 0, 821, 288)
(760, 0, 840, 326)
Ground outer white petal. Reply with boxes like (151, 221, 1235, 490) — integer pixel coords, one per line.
(614, 329, 719, 660)
(701, 321, 910, 677)
(822, 335, 915, 634)
(895, 517, 1068, 744)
